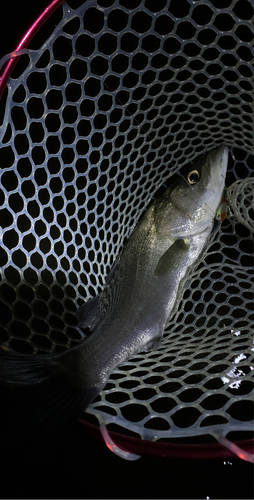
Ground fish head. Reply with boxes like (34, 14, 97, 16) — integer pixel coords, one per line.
(155, 145, 228, 238)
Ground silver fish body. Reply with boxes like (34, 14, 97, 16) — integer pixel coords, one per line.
(70, 145, 228, 396)
(0, 145, 228, 431)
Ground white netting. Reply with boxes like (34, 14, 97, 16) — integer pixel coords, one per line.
(227, 178, 254, 233)
(0, 0, 253, 443)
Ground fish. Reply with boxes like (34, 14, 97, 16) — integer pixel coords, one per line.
(0, 145, 228, 436)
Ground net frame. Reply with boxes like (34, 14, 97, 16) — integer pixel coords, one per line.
(0, 0, 65, 101)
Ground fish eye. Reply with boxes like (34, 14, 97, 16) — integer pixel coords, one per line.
(187, 170, 200, 185)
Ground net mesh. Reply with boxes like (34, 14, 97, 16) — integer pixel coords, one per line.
(0, 0, 253, 443)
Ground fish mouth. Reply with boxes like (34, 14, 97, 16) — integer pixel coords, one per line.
(200, 145, 228, 217)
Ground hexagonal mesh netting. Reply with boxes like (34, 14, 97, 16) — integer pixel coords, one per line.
(0, 0, 253, 451)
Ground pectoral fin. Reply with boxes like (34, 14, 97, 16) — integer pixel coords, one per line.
(105, 254, 120, 284)
(155, 239, 190, 276)
(141, 336, 162, 352)
(76, 295, 100, 331)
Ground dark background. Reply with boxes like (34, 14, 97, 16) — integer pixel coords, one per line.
(0, 1, 253, 498)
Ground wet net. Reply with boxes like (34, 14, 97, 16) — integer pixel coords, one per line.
(0, 0, 253, 457)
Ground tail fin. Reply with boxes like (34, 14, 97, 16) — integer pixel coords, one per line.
(0, 349, 99, 441)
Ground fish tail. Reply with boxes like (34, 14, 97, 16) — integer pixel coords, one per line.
(0, 348, 99, 440)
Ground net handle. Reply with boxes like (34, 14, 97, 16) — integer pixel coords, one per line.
(0, 0, 65, 101)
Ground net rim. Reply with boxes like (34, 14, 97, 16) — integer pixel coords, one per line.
(0, 0, 65, 101)
(79, 419, 254, 460)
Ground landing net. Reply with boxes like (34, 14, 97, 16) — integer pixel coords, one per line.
(0, 0, 253, 459)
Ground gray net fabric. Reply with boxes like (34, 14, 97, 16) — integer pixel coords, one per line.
(0, 0, 253, 443)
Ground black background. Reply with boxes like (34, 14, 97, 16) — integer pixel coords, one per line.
(0, 1, 253, 498)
